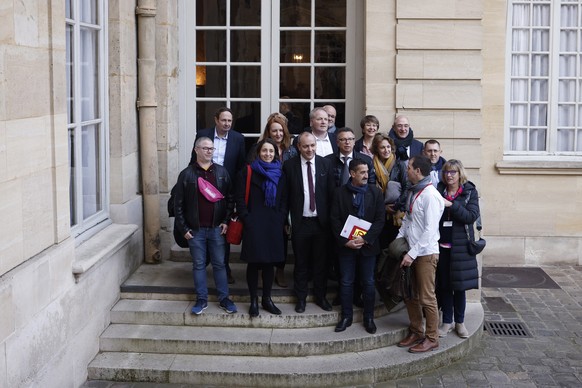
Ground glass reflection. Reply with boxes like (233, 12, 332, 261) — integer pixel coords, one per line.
(315, 0, 346, 27)
(81, 124, 102, 219)
(196, 101, 227, 130)
(231, 0, 261, 26)
(281, 0, 311, 27)
(231, 101, 261, 135)
(315, 67, 345, 99)
(315, 31, 346, 63)
(197, 66, 226, 97)
(280, 31, 311, 63)
(196, 0, 226, 26)
(231, 31, 261, 62)
(280, 67, 311, 99)
(197, 31, 226, 62)
(231, 66, 261, 98)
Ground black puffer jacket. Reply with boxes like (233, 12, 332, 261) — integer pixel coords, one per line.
(173, 163, 234, 236)
(436, 181, 480, 291)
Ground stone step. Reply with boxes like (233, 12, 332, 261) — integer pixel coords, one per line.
(89, 303, 483, 387)
(100, 314, 407, 357)
(110, 299, 392, 328)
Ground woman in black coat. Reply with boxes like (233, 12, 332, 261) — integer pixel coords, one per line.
(235, 138, 288, 317)
(436, 159, 480, 339)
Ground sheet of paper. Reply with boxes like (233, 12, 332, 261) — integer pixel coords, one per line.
(340, 214, 372, 240)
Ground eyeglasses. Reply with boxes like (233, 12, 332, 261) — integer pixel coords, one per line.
(197, 146, 215, 152)
(338, 137, 355, 143)
(444, 170, 458, 176)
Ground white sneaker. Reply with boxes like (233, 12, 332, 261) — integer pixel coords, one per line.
(438, 322, 453, 337)
(455, 323, 469, 338)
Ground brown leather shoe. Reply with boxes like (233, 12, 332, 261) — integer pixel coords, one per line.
(408, 338, 439, 353)
(397, 332, 425, 348)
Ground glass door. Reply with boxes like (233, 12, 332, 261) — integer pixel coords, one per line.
(179, 0, 361, 164)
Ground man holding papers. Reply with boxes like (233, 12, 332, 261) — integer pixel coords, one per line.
(330, 159, 385, 334)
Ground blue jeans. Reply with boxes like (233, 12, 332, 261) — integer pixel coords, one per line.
(338, 253, 376, 320)
(188, 226, 229, 301)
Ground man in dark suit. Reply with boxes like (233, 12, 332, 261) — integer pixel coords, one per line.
(330, 159, 385, 334)
(193, 107, 246, 284)
(387, 115, 423, 162)
(283, 132, 335, 313)
(292, 107, 338, 157)
(325, 127, 376, 188)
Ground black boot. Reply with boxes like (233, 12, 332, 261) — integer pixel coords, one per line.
(249, 297, 259, 317)
(262, 297, 282, 315)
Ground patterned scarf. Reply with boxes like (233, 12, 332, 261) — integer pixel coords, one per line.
(346, 180, 368, 218)
(373, 154, 396, 193)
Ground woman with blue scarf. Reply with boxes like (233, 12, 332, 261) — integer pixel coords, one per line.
(235, 138, 288, 317)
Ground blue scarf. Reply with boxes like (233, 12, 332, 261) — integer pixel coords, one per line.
(345, 179, 368, 218)
(251, 159, 282, 208)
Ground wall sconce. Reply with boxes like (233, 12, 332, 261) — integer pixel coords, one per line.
(292, 54, 303, 63)
(196, 65, 206, 86)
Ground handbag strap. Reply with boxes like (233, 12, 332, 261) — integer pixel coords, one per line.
(245, 164, 252, 204)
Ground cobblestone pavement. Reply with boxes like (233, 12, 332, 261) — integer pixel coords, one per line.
(81, 266, 582, 388)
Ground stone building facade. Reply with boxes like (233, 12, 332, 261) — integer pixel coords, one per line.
(0, 0, 581, 386)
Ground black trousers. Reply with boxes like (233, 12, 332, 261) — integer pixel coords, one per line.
(291, 217, 328, 301)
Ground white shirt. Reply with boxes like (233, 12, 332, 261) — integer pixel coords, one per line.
(315, 134, 334, 157)
(301, 155, 318, 217)
(213, 128, 228, 166)
(397, 183, 444, 259)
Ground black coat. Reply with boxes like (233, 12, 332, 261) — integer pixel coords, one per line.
(436, 181, 480, 291)
(325, 151, 377, 187)
(330, 184, 386, 257)
(235, 165, 288, 264)
(283, 155, 335, 231)
(193, 128, 246, 180)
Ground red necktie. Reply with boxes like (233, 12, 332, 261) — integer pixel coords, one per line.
(306, 161, 316, 212)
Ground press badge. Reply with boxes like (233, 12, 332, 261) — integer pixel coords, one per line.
(443, 221, 453, 227)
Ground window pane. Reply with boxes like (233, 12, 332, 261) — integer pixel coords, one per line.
(197, 66, 226, 97)
(511, 80, 528, 102)
(66, 24, 74, 124)
(197, 31, 226, 62)
(315, 31, 346, 63)
(196, 101, 227, 130)
(231, 31, 261, 62)
(512, 30, 529, 51)
(560, 30, 577, 51)
(281, 0, 310, 27)
(231, 0, 260, 26)
(529, 128, 546, 151)
(559, 105, 575, 126)
(561, 4, 579, 27)
(81, 124, 102, 219)
(510, 128, 527, 151)
(231, 66, 260, 98)
(512, 4, 530, 27)
(278, 99, 309, 134)
(280, 31, 311, 63)
(511, 104, 528, 126)
(530, 104, 547, 126)
(196, 0, 226, 26)
(530, 79, 548, 101)
(69, 128, 77, 226)
(315, 67, 345, 99)
(532, 4, 550, 27)
(512, 55, 529, 76)
(66, 0, 72, 19)
(531, 54, 548, 76)
(80, 0, 97, 24)
(80, 27, 99, 121)
(560, 54, 576, 76)
(559, 80, 576, 102)
(557, 128, 575, 151)
(577, 129, 582, 151)
(280, 67, 311, 98)
(320, 101, 346, 128)
(231, 101, 261, 134)
(315, 0, 346, 27)
(531, 29, 549, 51)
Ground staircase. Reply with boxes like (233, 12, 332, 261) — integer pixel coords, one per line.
(86, 259, 484, 387)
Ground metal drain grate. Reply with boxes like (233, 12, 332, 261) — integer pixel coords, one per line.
(484, 321, 532, 338)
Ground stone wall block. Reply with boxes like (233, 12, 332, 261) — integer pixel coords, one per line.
(0, 121, 6, 181)
(12, 256, 52, 328)
(0, 342, 6, 388)
(6, 116, 52, 179)
(14, 0, 39, 47)
(398, 0, 482, 19)
(54, 164, 71, 242)
(0, 180, 23, 275)
(0, 284, 15, 343)
(397, 81, 482, 110)
(21, 169, 55, 258)
(49, 240, 75, 300)
(397, 50, 482, 80)
(525, 237, 581, 266)
(0, 1, 15, 45)
(5, 47, 51, 120)
(483, 237, 526, 266)
(397, 21, 482, 50)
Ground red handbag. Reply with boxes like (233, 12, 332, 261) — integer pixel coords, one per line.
(226, 166, 251, 245)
